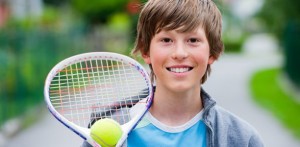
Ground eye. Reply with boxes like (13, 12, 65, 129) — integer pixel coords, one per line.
(188, 38, 199, 43)
(161, 38, 172, 43)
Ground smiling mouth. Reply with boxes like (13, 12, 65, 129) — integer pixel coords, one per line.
(167, 67, 193, 73)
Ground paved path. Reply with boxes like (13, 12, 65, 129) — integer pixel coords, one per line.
(3, 106, 83, 147)
(3, 53, 300, 147)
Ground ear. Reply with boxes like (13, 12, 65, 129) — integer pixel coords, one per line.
(208, 55, 216, 65)
(142, 54, 151, 64)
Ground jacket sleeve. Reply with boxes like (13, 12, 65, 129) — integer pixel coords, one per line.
(248, 133, 264, 147)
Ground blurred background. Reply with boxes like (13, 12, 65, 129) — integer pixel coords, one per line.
(0, 0, 299, 146)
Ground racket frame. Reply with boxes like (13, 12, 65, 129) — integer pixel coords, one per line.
(44, 52, 153, 147)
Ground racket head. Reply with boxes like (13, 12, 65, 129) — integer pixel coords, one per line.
(44, 52, 153, 146)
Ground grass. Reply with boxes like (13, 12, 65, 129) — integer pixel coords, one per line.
(250, 68, 300, 139)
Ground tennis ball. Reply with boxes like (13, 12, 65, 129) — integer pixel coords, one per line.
(90, 118, 123, 147)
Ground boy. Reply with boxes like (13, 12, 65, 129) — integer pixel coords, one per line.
(128, 0, 263, 146)
(83, 0, 264, 146)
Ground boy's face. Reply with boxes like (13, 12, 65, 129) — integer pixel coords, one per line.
(143, 26, 215, 93)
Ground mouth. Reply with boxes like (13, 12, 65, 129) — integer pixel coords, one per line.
(166, 67, 193, 73)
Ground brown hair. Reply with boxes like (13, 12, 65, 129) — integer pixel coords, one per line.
(132, 0, 224, 83)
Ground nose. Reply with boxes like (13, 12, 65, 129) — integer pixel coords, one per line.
(171, 42, 188, 60)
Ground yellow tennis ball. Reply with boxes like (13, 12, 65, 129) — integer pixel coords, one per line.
(90, 118, 123, 147)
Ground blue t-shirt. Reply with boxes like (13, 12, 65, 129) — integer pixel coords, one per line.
(126, 110, 206, 147)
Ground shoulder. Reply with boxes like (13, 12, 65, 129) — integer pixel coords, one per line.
(206, 105, 264, 147)
(210, 106, 254, 130)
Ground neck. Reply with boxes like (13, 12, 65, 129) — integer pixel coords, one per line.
(149, 86, 203, 126)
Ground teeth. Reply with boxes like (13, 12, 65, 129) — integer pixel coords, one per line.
(170, 68, 189, 73)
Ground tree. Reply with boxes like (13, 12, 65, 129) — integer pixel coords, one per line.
(70, 0, 129, 24)
(257, 0, 300, 88)
(257, 0, 300, 40)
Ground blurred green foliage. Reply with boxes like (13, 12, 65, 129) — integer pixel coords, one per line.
(0, 1, 136, 126)
(257, 0, 300, 40)
(257, 0, 300, 88)
(283, 23, 300, 88)
(70, 0, 130, 24)
(220, 2, 248, 53)
(0, 6, 89, 126)
(222, 18, 248, 53)
(257, 0, 300, 39)
(43, 0, 67, 6)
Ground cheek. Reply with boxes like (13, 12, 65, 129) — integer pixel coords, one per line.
(194, 51, 210, 65)
(197, 58, 209, 71)
(149, 52, 164, 67)
(147, 43, 166, 65)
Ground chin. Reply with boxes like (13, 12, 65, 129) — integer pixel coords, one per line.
(168, 84, 194, 93)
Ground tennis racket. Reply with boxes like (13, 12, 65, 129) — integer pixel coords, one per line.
(44, 52, 153, 147)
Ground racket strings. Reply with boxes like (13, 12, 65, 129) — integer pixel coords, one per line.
(49, 58, 149, 127)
